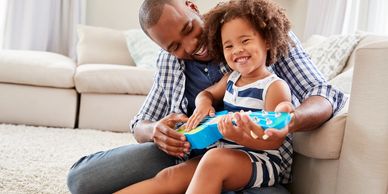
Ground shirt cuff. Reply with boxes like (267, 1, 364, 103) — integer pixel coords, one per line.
(303, 85, 348, 116)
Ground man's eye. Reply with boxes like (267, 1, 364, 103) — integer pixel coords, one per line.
(186, 25, 193, 34)
(170, 44, 180, 52)
(173, 44, 180, 51)
(184, 23, 193, 35)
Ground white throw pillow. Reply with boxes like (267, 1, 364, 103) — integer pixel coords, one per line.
(77, 25, 135, 66)
(125, 29, 161, 69)
(304, 34, 363, 80)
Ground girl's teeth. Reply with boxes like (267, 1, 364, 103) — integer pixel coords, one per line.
(236, 57, 248, 62)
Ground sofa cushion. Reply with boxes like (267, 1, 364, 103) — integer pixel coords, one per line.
(125, 29, 161, 69)
(0, 50, 76, 88)
(329, 68, 353, 95)
(304, 34, 362, 80)
(77, 25, 135, 66)
(293, 99, 349, 159)
(75, 64, 155, 95)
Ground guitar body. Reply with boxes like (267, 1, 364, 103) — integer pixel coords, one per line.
(178, 110, 291, 149)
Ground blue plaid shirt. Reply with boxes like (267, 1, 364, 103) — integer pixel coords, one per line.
(130, 32, 347, 184)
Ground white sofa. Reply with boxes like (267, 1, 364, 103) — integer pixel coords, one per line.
(0, 26, 387, 193)
(289, 35, 388, 194)
(0, 50, 78, 128)
(0, 26, 155, 132)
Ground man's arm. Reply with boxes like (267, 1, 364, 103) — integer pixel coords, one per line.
(290, 95, 332, 133)
(264, 32, 347, 137)
(284, 32, 347, 132)
(130, 51, 190, 157)
(263, 95, 333, 139)
(130, 70, 168, 143)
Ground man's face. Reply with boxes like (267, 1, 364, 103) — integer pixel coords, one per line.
(146, 1, 211, 61)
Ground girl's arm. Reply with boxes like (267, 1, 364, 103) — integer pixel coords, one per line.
(186, 73, 230, 130)
(220, 79, 291, 150)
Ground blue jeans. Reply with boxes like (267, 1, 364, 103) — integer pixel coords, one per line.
(67, 142, 290, 194)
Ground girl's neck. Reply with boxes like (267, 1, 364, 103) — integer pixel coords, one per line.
(236, 69, 272, 86)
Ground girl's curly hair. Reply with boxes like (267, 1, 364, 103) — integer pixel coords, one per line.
(204, 0, 293, 66)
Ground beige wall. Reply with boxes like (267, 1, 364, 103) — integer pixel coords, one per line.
(85, 0, 308, 38)
(85, 0, 143, 30)
(274, 0, 308, 39)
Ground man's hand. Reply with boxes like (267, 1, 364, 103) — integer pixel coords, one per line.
(152, 113, 190, 157)
(262, 101, 295, 140)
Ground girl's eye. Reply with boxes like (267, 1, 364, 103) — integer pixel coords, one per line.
(242, 39, 250, 44)
(224, 45, 233, 49)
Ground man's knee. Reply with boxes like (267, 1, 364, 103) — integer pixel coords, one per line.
(67, 165, 86, 194)
(67, 156, 95, 194)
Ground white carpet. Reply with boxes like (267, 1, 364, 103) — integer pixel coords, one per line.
(0, 124, 137, 194)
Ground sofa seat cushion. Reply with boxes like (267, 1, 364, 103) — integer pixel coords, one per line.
(75, 64, 155, 95)
(293, 99, 349, 159)
(0, 50, 76, 88)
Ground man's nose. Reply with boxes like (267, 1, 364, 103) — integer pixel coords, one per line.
(183, 37, 198, 55)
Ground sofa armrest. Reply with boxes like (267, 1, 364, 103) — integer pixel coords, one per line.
(336, 39, 388, 193)
(293, 100, 348, 159)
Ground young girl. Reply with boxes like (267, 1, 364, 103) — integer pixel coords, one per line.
(116, 0, 293, 193)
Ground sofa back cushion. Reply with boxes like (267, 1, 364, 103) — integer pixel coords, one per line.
(77, 25, 135, 66)
(125, 29, 161, 69)
(303, 33, 362, 80)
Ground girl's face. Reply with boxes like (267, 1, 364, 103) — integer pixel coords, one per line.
(221, 18, 268, 78)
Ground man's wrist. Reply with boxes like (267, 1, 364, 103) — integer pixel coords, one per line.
(133, 120, 156, 143)
(288, 110, 298, 133)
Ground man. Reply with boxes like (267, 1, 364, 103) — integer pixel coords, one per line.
(67, 0, 347, 194)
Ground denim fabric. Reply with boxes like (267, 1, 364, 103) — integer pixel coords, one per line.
(67, 142, 289, 194)
(67, 142, 176, 194)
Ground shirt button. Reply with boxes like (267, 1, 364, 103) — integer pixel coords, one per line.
(204, 68, 208, 72)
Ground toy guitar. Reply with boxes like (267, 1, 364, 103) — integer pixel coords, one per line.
(177, 110, 291, 149)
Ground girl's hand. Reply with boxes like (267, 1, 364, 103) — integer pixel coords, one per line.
(218, 113, 249, 143)
(262, 101, 294, 140)
(186, 105, 216, 131)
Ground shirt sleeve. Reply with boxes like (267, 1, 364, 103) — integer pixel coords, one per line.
(272, 32, 348, 116)
(129, 51, 169, 133)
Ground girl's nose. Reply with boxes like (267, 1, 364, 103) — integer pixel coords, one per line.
(232, 46, 244, 55)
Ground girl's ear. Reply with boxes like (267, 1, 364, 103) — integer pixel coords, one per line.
(185, 0, 199, 13)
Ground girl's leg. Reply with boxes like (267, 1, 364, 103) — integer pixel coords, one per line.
(186, 148, 252, 194)
(115, 156, 201, 194)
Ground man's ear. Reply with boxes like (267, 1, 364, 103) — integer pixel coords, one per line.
(185, 0, 199, 13)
